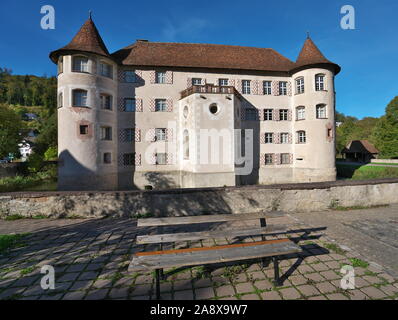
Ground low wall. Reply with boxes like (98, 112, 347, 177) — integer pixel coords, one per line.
(371, 159, 398, 164)
(1, 178, 398, 219)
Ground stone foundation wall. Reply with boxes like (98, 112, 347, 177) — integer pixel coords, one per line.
(1, 178, 397, 219)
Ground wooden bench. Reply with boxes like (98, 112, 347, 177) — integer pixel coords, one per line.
(129, 212, 302, 299)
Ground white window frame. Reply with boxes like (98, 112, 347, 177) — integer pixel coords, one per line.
(219, 79, 229, 86)
(72, 89, 88, 107)
(297, 131, 306, 144)
(296, 106, 305, 120)
(155, 128, 166, 141)
(99, 62, 113, 79)
(192, 78, 202, 85)
(264, 109, 273, 121)
(242, 80, 251, 94)
(296, 77, 304, 94)
(263, 81, 272, 95)
(315, 74, 325, 91)
(279, 109, 288, 121)
(58, 92, 63, 108)
(156, 153, 167, 165)
(156, 71, 166, 84)
(265, 133, 273, 144)
(279, 82, 287, 95)
(316, 104, 327, 119)
(265, 154, 273, 165)
(101, 126, 112, 141)
(155, 99, 167, 112)
(280, 153, 290, 164)
(280, 133, 289, 144)
(72, 56, 89, 73)
(100, 94, 112, 110)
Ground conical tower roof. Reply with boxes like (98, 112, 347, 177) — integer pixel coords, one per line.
(293, 36, 340, 74)
(50, 16, 110, 63)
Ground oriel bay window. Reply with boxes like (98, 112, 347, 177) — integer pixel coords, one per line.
(72, 56, 89, 73)
(99, 62, 113, 79)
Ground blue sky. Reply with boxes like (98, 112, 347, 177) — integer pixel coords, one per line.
(0, 0, 397, 119)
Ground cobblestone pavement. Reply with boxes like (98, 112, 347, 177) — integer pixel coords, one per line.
(1, 213, 398, 300)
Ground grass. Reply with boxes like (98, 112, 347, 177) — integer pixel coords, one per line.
(336, 162, 398, 180)
(2, 214, 49, 220)
(0, 172, 57, 193)
(349, 258, 369, 268)
(0, 234, 28, 254)
(332, 204, 389, 211)
(322, 242, 347, 255)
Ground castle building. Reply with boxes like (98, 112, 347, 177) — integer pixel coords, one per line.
(50, 17, 340, 191)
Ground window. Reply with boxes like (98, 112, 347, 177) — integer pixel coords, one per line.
(58, 92, 63, 108)
(281, 153, 290, 164)
(58, 57, 63, 74)
(155, 128, 166, 141)
(155, 99, 167, 112)
(72, 56, 89, 73)
(279, 109, 289, 121)
(263, 81, 272, 95)
(296, 77, 304, 94)
(100, 62, 113, 78)
(100, 94, 112, 110)
(219, 79, 229, 86)
(297, 131, 306, 144)
(296, 106, 305, 120)
(245, 109, 257, 121)
(280, 133, 289, 144)
(328, 128, 333, 138)
(124, 128, 135, 142)
(279, 81, 287, 95)
(72, 89, 88, 107)
(156, 153, 167, 165)
(123, 153, 135, 166)
(209, 104, 218, 115)
(264, 109, 273, 121)
(192, 78, 202, 85)
(183, 130, 189, 160)
(124, 71, 136, 83)
(124, 99, 136, 112)
(265, 133, 273, 144)
(155, 71, 166, 84)
(103, 153, 112, 164)
(101, 127, 112, 141)
(265, 154, 273, 165)
(80, 125, 88, 135)
(242, 80, 251, 94)
(316, 104, 327, 119)
(315, 74, 325, 91)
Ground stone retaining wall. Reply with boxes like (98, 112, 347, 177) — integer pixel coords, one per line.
(1, 178, 398, 219)
(371, 159, 398, 164)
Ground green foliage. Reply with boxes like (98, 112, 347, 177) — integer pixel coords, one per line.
(44, 146, 58, 161)
(349, 258, 369, 268)
(351, 166, 398, 180)
(0, 103, 24, 158)
(0, 234, 27, 254)
(27, 153, 44, 173)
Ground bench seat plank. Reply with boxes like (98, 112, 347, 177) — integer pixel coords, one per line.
(136, 225, 287, 244)
(128, 239, 301, 272)
(137, 212, 285, 227)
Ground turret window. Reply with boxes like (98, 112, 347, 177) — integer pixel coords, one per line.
(100, 127, 112, 141)
(72, 89, 88, 107)
(100, 94, 113, 110)
(72, 56, 89, 73)
(58, 92, 63, 108)
(296, 106, 305, 120)
(58, 57, 63, 75)
(315, 74, 325, 91)
(295, 77, 304, 94)
(316, 104, 327, 119)
(100, 62, 113, 79)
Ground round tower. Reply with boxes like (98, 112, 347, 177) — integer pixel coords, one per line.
(50, 16, 118, 190)
(291, 36, 341, 183)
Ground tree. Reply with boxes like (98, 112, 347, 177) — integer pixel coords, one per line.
(371, 96, 398, 158)
(0, 103, 23, 158)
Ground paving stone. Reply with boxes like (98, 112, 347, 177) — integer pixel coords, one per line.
(215, 285, 235, 297)
(311, 263, 330, 272)
(174, 290, 194, 300)
(360, 286, 388, 299)
(193, 278, 212, 288)
(304, 272, 325, 283)
(378, 284, 398, 296)
(66, 264, 87, 273)
(131, 284, 152, 296)
(10, 275, 39, 287)
(235, 282, 255, 294)
(289, 275, 308, 286)
(78, 271, 99, 281)
(134, 274, 154, 285)
(85, 289, 109, 300)
(240, 293, 259, 300)
(308, 295, 327, 300)
(69, 280, 93, 291)
(85, 263, 103, 271)
(254, 279, 273, 291)
(319, 270, 340, 281)
(109, 287, 129, 299)
(378, 272, 395, 283)
(173, 280, 193, 291)
(326, 293, 349, 300)
(316, 282, 337, 294)
(261, 290, 282, 300)
(195, 287, 215, 300)
(219, 296, 238, 300)
(278, 287, 301, 300)
(297, 285, 320, 297)
(298, 265, 315, 274)
(63, 290, 86, 300)
(130, 295, 150, 300)
(324, 260, 341, 269)
(39, 293, 64, 300)
(92, 278, 113, 289)
(0, 287, 25, 300)
(363, 276, 384, 284)
(347, 290, 369, 300)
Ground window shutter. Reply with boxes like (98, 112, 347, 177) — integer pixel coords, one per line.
(229, 79, 235, 88)
(186, 77, 192, 88)
(260, 154, 265, 166)
(118, 98, 124, 111)
(287, 81, 292, 96)
(274, 153, 281, 165)
(288, 133, 292, 144)
(251, 80, 258, 95)
(149, 99, 156, 112)
(150, 153, 157, 165)
(135, 128, 141, 142)
(136, 98, 143, 112)
(272, 81, 279, 96)
(166, 128, 173, 142)
(289, 153, 293, 164)
(260, 133, 265, 144)
(288, 110, 292, 121)
(258, 109, 264, 121)
(258, 81, 264, 95)
(135, 154, 142, 166)
(235, 79, 242, 93)
(241, 108, 246, 121)
(147, 129, 156, 142)
(165, 71, 173, 84)
(149, 71, 156, 84)
(275, 133, 281, 144)
(274, 109, 280, 121)
(118, 129, 127, 142)
(166, 153, 173, 165)
(166, 99, 173, 112)
(118, 69, 125, 83)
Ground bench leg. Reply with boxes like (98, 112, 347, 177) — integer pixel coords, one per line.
(155, 269, 161, 300)
(273, 257, 281, 286)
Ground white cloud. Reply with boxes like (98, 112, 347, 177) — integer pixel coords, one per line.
(160, 18, 208, 42)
